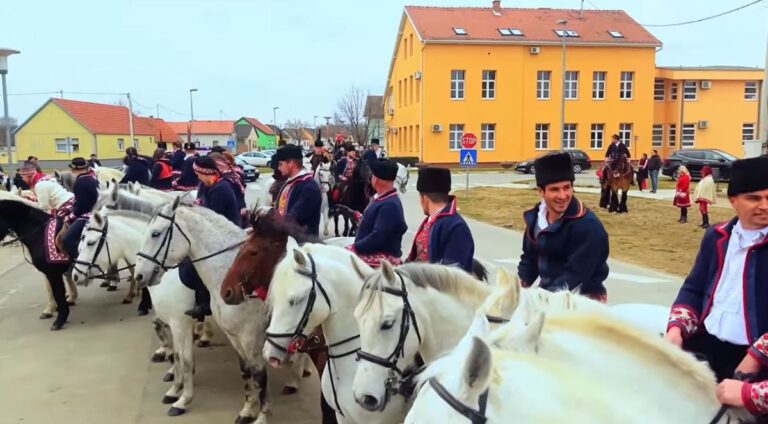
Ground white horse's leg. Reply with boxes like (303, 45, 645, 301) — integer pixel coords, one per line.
(282, 356, 304, 394)
(41, 278, 56, 319)
(197, 320, 214, 348)
(162, 318, 193, 404)
(64, 273, 78, 305)
(236, 356, 271, 424)
(321, 193, 330, 236)
(151, 317, 173, 363)
(167, 318, 195, 416)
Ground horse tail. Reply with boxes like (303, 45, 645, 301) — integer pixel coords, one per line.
(472, 257, 489, 283)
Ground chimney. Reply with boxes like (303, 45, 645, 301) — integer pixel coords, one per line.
(492, 0, 502, 15)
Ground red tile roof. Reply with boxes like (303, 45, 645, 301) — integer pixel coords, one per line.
(51, 98, 154, 135)
(166, 120, 235, 135)
(240, 117, 276, 136)
(405, 7, 661, 46)
(141, 117, 180, 143)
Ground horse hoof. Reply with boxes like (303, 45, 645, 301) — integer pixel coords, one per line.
(167, 407, 186, 417)
(39, 313, 53, 320)
(197, 340, 210, 348)
(162, 395, 179, 404)
(137, 309, 149, 316)
(162, 373, 175, 382)
(235, 416, 257, 424)
(106, 286, 118, 292)
(303, 370, 312, 378)
(281, 386, 298, 395)
(67, 301, 76, 306)
(121, 299, 132, 305)
(99, 281, 110, 288)
(151, 353, 166, 363)
(50, 321, 65, 331)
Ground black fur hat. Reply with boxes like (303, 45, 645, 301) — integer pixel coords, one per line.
(372, 160, 398, 181)
(274, 144, 303, 162)
(728, 156, 768, 197)
(417, 167, 451, 193)
(534, 153, 574, 188)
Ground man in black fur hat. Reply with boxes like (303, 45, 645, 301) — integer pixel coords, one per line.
(274, 144, 322, 236)
(309, 129, 331, 173)
(518, 152, 610, 302)
(665, 157, 768, 413)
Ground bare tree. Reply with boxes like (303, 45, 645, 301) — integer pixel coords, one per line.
(0, 117, 18, 148)
(282, 119, 311, 144)
(336, 86, 371, 145)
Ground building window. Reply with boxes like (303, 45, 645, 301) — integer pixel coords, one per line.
(620, 72, 633, 99)
(668, 124, 677, 147)
(449, 124, 464, 150)
(409, 76, 414, 105)
(133, 138, 139, 149)
(481, 70, 496, 99)
(398, 80, 402, 107)
(745, 81, 758, 101)
(564, 71, 579, 100)
(682, 124, 696, 147)
(212, 140, 219, 146)
(683, 81, 697, 101)
(670, 83, 678, 101)
(654, 79, 665, 101)
(415, 124, 420, 152)
(403, 37, 408, 60)
(743, 123, 756, 142)
(451, 70, 465, 100)
(652, 124, 664, 147)
(409, 34, 414, 56)
(619, 123, 632, 148)
(537, 71, 551, 100)
(481, 123, 495, 150)
(55, 138, 68, 153)
(416, 79, 421, 103)
(117, 138, 125, 151)
(592, 71, 606, 100)
(535, 124, 549, 150)
(563, 124, 577, 149)
(590, 124, 604, 150)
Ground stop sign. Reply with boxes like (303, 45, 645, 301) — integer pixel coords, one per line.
(461, 133, 477, 149)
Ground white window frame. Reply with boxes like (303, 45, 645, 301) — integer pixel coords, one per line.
(564, 71, 579, 100)
(117, 138, 125, 151)
(535, 124, 549, 150)
(449, 124, 464, 151)
(654, 79, 665, 101)
(668, 124, 677, 147)
(745, 81, 758, 101)
(670, 83, 678, 101)
(537, 71, 551, 100)
(481, 123, 495, 150)
(133, 138, 139, 149)
(683, 81, 697, 101)
(652, 124, 664, 147)
(590, 124, 604, 150)
(620, 71, 633, 100)
(742, 123, 756, 142)
(450, 70, 465, 100)
(592, 71, 606, 100)
(562, 124, 577, 149)
(682, 124, 696, 147)
(619, 123, 633, 148)
(55, 138, 68, 153)
(481, 70, 496, 100)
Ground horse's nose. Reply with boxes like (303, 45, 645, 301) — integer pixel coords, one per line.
(356, 394, 381, 411)
(72, 273, 80, 283)
(223, 288, 233, 302)
(135, 273, 144, 282)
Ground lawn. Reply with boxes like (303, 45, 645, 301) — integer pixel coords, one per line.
(454, 187, 734, 276)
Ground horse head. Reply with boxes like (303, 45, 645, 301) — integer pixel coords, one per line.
(316, 163, 334, 194)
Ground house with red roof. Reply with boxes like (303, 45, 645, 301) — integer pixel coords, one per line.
(165, 120, 236, 150)
(233, 117, 277, 152)
(13, 98, 167, 167)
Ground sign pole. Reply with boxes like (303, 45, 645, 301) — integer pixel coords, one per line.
(466, 166, 470, 198)
(459, 132, 478, 199)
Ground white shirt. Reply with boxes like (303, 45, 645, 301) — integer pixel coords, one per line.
(537, 201, 550, 232)
(704, 221, 768, 345)
(34, 179, 74, 213)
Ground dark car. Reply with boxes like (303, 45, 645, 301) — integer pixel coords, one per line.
(235, 157, 260, 182)
(661, 149, 737, 181)
(515, 149, 592, 174)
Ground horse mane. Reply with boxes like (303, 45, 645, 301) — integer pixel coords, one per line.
(0, 190, 44, 210)
(250, 207, 322, 245)
(172, 203, 244, 242)
(102, 209, 154, 222)
(97, 189, 161, 216)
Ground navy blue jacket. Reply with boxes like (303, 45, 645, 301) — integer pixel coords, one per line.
(518, 197, 609, 297)
(354, 190, 407, 257)
(199, 178, 241, 226)
(150, 159, 173, 190)
(335, 158, 347, 177)
(174, 155, 199, 190)
(362, 149, 378, 170)
(669, 218, 768, 353)
(407, 197, 474, 273)
(605, 142, 630, 159)
(70, 171, 99, 221)
(171, 150, 186, 171)
(120, 156, 151, 186)
(276, 173, 322, 236)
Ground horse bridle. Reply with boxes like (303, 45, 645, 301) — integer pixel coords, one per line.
(72, 217, 134, 281)
(356, 272, 423, 409)
(427, 377, 489, 424)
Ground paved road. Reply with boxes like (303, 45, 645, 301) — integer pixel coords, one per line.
(0, 173, 684, 423)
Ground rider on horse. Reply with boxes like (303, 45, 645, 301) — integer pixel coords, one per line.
(150, 148, 174, 190)
(274, 144, 322, 237)
(18, 162, 75, 219)
(518, 152, 610, 303)
(169, 141, 186, 176)
(120, 147, 151, 186)
(173, 142, 200, 191)
(601, 134, 632, 182)
(60, 158, 100, 261)
(309, 130, 332, 173)
(407, 167, 475, 273)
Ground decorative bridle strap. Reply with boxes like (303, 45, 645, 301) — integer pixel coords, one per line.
(428, 378, 489, 424)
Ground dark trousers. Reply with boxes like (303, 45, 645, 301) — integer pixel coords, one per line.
(683, 330, 749, 382)
(62, 218, 87, 260)
(179, 260, 210, 310)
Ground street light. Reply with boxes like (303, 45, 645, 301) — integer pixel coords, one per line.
(273, 106, 279, 130)
(324, 116, 332, 143)
(0, 48, 20, 167)
(189, 88, 198, 145)
(557, 19, 568, 150)
(314, 115, 318, 129)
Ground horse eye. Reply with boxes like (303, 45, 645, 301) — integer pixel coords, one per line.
(151, 231, 161, 238)
(87, 241, 96, 246)
(381, 320, 395, 331)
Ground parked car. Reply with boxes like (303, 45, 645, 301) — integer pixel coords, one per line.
(515, 149, 592, 174)
(234, 157, 259, 181)
(661, 149, 736, 181)
(261, 149, 277, 157)
(237, 151, 272, 167)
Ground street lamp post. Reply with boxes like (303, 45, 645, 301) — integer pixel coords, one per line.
(273, 106, 279, 131)
(0, 48, 20, 167)
(314, 115, 318, 129)
(557, 20, 568, 150)
(324, 116, 332, 144)
(189, 88, 198, 145)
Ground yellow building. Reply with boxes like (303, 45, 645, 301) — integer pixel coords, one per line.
(14, 98, 160, 167)
(384, 3, 763, 165)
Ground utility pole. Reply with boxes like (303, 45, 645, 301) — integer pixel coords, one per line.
(60, 89, 64, 99)
(759, 32, 768, 156)
(189, 88, 198, 145)
(558, 19, 568, 150)
(127, 93, 135, 151)
(156, 104, 160, 118)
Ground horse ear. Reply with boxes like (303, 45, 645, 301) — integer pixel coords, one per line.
(495, 310, 546, 352)
(54, 170, 60, 179)
(380, 260, 396, 284)
(462, 337, 492, 392)
(93, 212, 104, 227)
(466, 313, 491, 340)
(497, 268, 521, 311)
(110, 182, 119, 203)
(292, 248, 307, 269)
(172, 196, 181, 211)
(350, 255, 374, 281)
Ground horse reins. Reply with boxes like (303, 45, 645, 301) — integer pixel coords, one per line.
(428, 377, 489, 424)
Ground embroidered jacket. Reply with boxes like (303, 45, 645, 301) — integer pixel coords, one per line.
(668, 218, 768, 364)
(406, 197, 474, 273)
(68, 171, 99, 222)
(173, 154, 200, 190)
(353, 189, 407, 258)
(32, 177, 74, 214)
(199, 178, 241, 226)
(120, 156, 151, 186)
(150, 158, 174, 190)
(518, 197, 610, 297)
(275, 172, 322, 237)
(171, 149, 186, 171)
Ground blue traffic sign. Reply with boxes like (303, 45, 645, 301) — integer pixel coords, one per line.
(226, 139, 236, 151)
(459, 149, 477, 168)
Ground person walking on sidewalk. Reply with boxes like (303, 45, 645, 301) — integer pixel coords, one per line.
(693, 166, 717, 229)
(637, 153, 649, 191)
(674, 166, 692, 223)
(647, 150, 662, 193)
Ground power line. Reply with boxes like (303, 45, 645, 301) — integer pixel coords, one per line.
(642, 0, 763, 27)
(8, 91, 60, 96)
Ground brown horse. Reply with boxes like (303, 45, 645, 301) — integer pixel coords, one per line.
(600, 154, 632, 213)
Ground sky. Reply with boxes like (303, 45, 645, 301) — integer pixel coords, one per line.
(2, 0, 766, 127)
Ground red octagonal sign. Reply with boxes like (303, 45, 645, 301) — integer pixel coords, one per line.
(461, 133, 478, 149)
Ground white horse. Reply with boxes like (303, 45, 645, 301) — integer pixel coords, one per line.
(263, 238, 408, 423)
(406, 312, 751, 423)
(93, 164, 124, 187)
(394, 163, 410, 194)
(133, 198, 275, 424)
(314, 162, 335, 236)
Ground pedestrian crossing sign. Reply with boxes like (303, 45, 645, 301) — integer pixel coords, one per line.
(460, 149, 477, 168)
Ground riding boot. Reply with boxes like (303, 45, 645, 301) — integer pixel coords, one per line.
(185, 286, 213, 320)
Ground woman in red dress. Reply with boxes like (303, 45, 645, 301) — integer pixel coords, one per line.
(673, 165, 692, 223)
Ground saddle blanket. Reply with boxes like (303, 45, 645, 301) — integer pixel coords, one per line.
(45, 219, 70, 265)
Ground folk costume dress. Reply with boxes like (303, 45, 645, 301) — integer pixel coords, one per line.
(407, 197, 474, 273)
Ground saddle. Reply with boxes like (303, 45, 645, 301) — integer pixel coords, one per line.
(54, 220, 70, 254)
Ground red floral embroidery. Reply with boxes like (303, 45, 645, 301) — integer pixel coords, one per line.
(45, 220, 69, 264)
(749, 334, 768, 366)
(667, 305, 699, 336)
(744, 381, 768, 415)
(412, 219, 434, 263)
